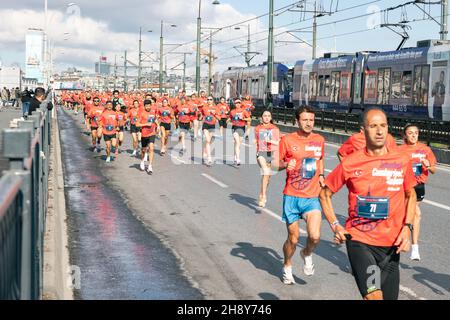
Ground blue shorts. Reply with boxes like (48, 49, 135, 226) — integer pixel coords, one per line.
(282, 195, 322, 224)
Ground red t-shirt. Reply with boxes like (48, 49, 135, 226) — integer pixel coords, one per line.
(397, 143, 437, 184)
(242, 100, 255, 114)
(177, 104, 193, 124)
(101, 110, 118, 135)
(188, 100, 200, 121)
(325, 148, 417, 247)
(116, 111, 127, 127)
(158, 106, 174, 124)
(202, 105, 220, 125)
(138, 109, 158, 138)
(229, 108, 250, 127)
(217, 103, 230, 119)
(338, 131, 397, 158)
(255, 123, 281, 152)
(83, 98, 94, 114)
(89, 106, 104, 127)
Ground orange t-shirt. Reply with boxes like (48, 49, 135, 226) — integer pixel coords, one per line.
(279, 132, 325, 198)
(101, 110, 118, 135)
(397, 143, 437, 184)
(255, 123, 281, 152)
(325, 148, 417, 247)
(177, 104, 193, 124)
(217, 103, 230, 119)
(116, 111, 127, 127)
(242, 100, 255, 114)
(128, 108, 140, 125)
(89, 106, 104, 127)
(202, 105, 220, 125)
(138, 109, 158, 138)
(158, 106, 174, 124)
(188, 100, 200, 121)
(338, 131, 397, 158)
(229, 108, 250, 127)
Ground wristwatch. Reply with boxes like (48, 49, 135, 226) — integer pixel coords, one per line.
(404, 223, 414, 232)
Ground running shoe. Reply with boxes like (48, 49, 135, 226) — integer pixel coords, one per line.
(282, 266, 295, 285)
(147, 165, 153, 174)
(131, 150, 137, 157)
(140, 161, 145, 171)
(300, 250, 315, 276)
(106, 156, 111, 163)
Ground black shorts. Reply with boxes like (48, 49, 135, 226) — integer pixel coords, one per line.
(160, 122, 171, 131)
(103, 134, 116, 142)
(84, 112, 88, 118)
(232, 126, 246, 137)
(219, 119, 228, 128)
(117, 126, 124, 132)
(346, 240, 400, 300)
(141, 135, 156, 148)
(414, 183, 425, 202)
(179, 122, 191, 131)
(91, 126, 99, 132)
(257, 151, 273, 164)
(130, 124, 141, 133)
(202, 123, 216, 132)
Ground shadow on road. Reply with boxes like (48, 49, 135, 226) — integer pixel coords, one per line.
(400, 263, 450, 295)
(228, 193, 260, 214)
(258, 292, 280, 300)
(230, 242, 307, 285)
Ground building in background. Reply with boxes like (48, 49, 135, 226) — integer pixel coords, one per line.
(25, 28, 44, 84)
(95, 56, 111, 75)
(0, 66, 22, 89)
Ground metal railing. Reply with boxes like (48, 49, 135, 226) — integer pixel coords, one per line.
(0, 95, 52, 300)
(254, 106, 450, 147)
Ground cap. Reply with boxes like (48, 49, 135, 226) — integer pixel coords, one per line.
(234, 99, 242, 103)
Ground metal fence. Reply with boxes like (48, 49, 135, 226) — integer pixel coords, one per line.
(0, 96, 52, 300)
(254, 106, 450, 147)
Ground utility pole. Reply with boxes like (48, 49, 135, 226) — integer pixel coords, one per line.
(246, 24, 251, 67)
(159, 20, 164, 93)
(138, 27, 142, 90)
(196, 0, 202, 93)
(44, 0, 48, 88)
(183, 53, 188, 91)
(266, 0, 274, 108)
(124, 50, 128, 92)
(114, 55, 117, 90)
(208, 30, 213, 96)
(441, 0, 448, 40)
(313, 1, 317, 59)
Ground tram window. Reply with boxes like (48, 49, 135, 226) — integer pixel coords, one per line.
(340, 72, 351, 100)
(364, 71, 378, 100)
(391, 71, 402, 99)
(413, 65, 430, 107)
(324, 75, 331, 97)
(309, 73, 317, 97)
(402, 71, 412, 99)
(377, 68, 390, 105)
(330, 72, 340, 103)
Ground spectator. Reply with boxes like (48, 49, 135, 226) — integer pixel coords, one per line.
(21, 87, 33, 117)
(28, 87, 46, 115)
(1, 87, 8, 106)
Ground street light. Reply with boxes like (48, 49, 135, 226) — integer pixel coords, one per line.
(160, 21, 177, 93)
(196, 0, 220, 93)
(138, 28, 153, 90)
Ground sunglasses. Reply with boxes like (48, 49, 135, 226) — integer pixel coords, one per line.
(207, 99, 213, 101)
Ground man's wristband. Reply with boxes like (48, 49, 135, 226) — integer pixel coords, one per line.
(330, 220, 341, 231)
(319, 174, 325, 177)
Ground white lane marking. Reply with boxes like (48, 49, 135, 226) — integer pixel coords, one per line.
(242, 143, 251, 148)
(261, 207, 307, 234)
(170, 154, 187, 164)
(201, 173, 228, 188)
(423, 199, 450, 211)
(399, 285, 427, 300)
(325, 143, 340, 149)
(436, 165, 450, 173)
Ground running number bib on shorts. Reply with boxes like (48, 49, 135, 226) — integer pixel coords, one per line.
(356, 196, 389, 220)
(301, 158, 317, 179)
(412, 163, 423, 176)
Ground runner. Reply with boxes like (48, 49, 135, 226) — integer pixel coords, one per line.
(115, 103, 127, 156)
(136, 99, 158, 174)
(158, 98, 175, 156)
(88, 97, 105, 152)
(319, 108, 417, 300)
(128, 99, 142, 157)
(254, 110, 280, 208)
(277, 106, 325, 284)
(398, 123, 437, 261)
(229, 99, 251, 166)
(83, 91, 94, 132)
(175, 96, 193, 156)
(217, 96, 230, 138)
(99, 101, 119, 163)
(242, 95, 255, 141)
(201, 96, 221, 166)
(190, 93, 201, 141)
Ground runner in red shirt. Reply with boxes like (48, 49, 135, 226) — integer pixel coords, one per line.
(229, 99, 251, 166)
(88, 97, 104, 152)
(136, 99, 158, 174)
(278, 106, 325, 284)
(201, 96, 221, 166)
(158, 98, 175, 156)
(242, 95, 255, 140)
(254, 110, 280, 208)
(83, 92, 94, 132)
(338, 128, 397, 161)
(128, 100, 142, 157)
(217, 96, 230, 138)
(397, 123, 437, 261)
(99, 101, 118, 163)
(175, 96, 192, 156)
(115, 103, 127, 155)
(189, 93, 201, 141)
(319, 108, 417, 300)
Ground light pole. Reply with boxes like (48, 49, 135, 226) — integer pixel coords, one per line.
(159, 21, 177, 93)
(196, 0, 220, 93)
(266, 0, 274, 108)
(138, 28, 153, 90)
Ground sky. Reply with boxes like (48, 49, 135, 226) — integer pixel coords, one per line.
(0, 0, 444, 78)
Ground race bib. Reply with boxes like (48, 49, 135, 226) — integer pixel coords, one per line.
(205, 115, 213, 122)
(162, 111, 169, 117)
(147, 117, 155, 123)
(357, 196, 389, 220)
(105, 125, 114, 131)
(301, 158, 317, 179)
(412, 163, 422, 176)
(233, 114, 241, 121)
(133, 116, 137, 122)
(179, 111, 185, 116)
(118, 115, 123, 120)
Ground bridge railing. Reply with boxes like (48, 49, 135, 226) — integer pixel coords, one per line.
(0, 96, 52, 300)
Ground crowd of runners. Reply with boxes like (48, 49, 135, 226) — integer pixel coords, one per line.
(60, 88, 437, 300)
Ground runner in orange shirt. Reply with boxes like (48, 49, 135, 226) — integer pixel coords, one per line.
(254, 111, 280, 208)
(83, 91, 94, 132)
(115, 103, 127, 156)
(128, 100, 142, 157)
(319, 108, 417, 300)
(217, 96, 230, 138)
(136, 99, 158, 174)
(175, 96, 192, 156)
(242, 95, 255, 140)
(158, 98, 175, 156)
(278, 106, 325, 283)
(189, 93, 201, 141)
(229, 99, 251, 166)
(201, 96, 221, 166)
(88, 97, 104, 152)
(397, 123, 437, 261)
(337, 127, 397, 161)
(99, 101, 119, 163)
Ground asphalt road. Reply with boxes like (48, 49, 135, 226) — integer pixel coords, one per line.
(60, 107, 450, 300)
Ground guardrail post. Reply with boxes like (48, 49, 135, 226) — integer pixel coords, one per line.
(321, 110, 324, 130)
(344, 113, 348, 133)
(332, 111, 336, 132)
(283, 106, 287, 124)
(2, 129, 34, 299)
